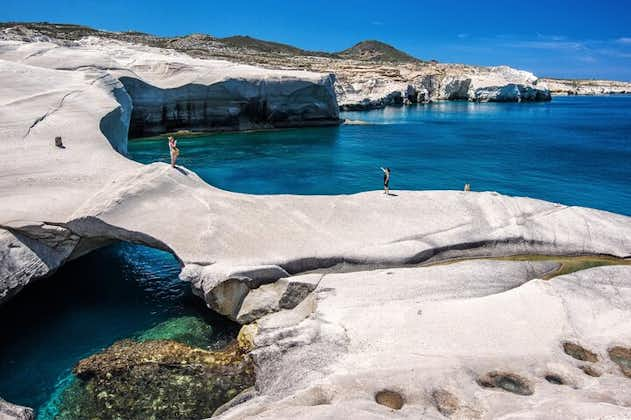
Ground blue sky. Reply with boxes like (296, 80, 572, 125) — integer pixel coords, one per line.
(3, 0, 631, 80)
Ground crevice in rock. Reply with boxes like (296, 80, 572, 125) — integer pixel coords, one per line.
(477, 371, 533, 396)
(22, 89, 81, 139)
(544, 374, 565, 385)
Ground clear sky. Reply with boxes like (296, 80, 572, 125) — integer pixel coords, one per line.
(3, 0, 631, 80)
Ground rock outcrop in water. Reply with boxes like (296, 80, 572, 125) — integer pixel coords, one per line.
(1, 21, 631, 420)
(56, 339, 254, 419)
(1, 22, 551, 111)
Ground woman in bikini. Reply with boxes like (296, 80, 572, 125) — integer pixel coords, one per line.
(168, 136, 179, 167)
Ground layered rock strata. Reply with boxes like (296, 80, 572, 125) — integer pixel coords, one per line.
(214, 264, 631, 419)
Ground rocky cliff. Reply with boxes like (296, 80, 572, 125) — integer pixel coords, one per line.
(1, 22, 551, 111)
(0, 33, 340, 139)
(538, 77, 631, 95)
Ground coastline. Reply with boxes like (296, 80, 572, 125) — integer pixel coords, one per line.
(1, 29, 631, 419)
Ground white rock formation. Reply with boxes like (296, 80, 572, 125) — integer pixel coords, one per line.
(216, 264, 631, 419)
(0, 33, 630, 419)
(0, 398, 33, 420)
(538, 78, 631, 96)
(0, 24, 551, 112)
(335, 65, 550, 110)
(0, 38, 339, 138)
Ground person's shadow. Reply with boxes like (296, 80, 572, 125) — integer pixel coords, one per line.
(387, 192, 398, 196)
(173, 166, 189, 176)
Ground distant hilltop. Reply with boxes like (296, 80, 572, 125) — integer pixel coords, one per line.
(3, 22, 628, 109)
(0, 22, 422, 63)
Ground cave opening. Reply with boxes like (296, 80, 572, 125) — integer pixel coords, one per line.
(0, 242, 240, 418)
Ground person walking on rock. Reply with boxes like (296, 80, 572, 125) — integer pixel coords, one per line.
(380, 167, 391, 195)
(168, 136, 179, 168)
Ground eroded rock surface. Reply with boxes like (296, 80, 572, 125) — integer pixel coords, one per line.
(1, 22, 631, 420)
(0, 398, 34, 420)
(0, 23, 551, 110)
(215, 265, 631, 419)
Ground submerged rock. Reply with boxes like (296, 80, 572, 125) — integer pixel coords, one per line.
(136, 315, 213, 348)
(55, 339, 254, 419)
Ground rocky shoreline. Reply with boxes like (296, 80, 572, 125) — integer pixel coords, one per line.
(1, 22, 631, 420)
(538, 78, 631, 96)
(1, 23, 552, 111)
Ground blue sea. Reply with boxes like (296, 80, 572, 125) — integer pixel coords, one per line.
(1, 96, 629, 417)
(130, 96, 631, 215)
(0, 244, 239, 417)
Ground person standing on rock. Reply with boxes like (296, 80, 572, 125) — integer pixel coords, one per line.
(168, 136, 179, 168)
(380, 167, 391, 195)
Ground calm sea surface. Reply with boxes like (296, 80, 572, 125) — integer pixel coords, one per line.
(130, 96, 631, 215)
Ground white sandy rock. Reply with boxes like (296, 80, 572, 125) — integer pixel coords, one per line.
(216, 264, 631, 419)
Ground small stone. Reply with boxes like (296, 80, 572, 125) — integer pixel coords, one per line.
(563, 342, 598, 362)
(375, 390, 404, 410)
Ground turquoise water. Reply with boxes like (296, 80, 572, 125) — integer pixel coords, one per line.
(0, 244, 239, 417)
(2, 96, 630, 417)
(130, 96, 631, 215)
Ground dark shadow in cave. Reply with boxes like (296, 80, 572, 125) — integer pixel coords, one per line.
(0, 242, 239, 413)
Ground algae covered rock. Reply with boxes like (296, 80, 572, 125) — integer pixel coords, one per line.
(55, 339, 254, 419)
(136, 315, 214, 348)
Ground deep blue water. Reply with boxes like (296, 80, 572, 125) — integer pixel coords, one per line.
(130, 96, 631, 215)
(0, 244, 238, 417)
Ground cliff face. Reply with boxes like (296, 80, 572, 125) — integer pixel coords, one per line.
(120, 75, 338, 138)
(538, 78, 631, 95)
(334, 65, 551, 110)
(0, 36, 340, 139)
(1, 23, 550, 111)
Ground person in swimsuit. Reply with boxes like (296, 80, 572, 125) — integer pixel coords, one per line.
(380, 167, 391, 195)
(168, 136, 179, 167)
